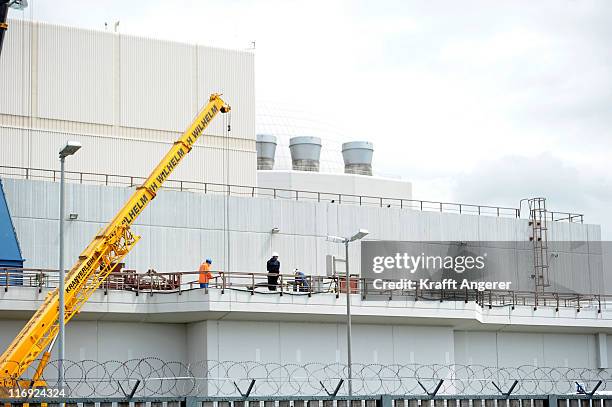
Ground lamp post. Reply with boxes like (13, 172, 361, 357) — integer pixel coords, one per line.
(326, 229, 369, 396)
(58, 141, 81, 391)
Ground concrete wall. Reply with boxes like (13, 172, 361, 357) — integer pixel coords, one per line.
(0, 318, 606, 370)
(202, 320, 454, 365)
(257, 170, 412, 201)
(0, 319, 187, 363)
(454, 331, 598, 368)
(1, 177, 604, 293)
(0, 19, 256, 186)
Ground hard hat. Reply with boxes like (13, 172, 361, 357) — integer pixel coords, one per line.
(206, 258, 212, 264)
(272, 252, 279, 257)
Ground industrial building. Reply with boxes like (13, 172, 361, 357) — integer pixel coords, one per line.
(0, 19, 610, 396)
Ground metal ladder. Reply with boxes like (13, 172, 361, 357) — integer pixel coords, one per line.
(528, 197, 550, 290)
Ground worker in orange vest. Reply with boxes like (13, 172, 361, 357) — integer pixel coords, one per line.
(199, 258, 213, 288)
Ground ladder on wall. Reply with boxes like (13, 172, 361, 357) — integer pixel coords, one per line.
(528, 197, 550, 290)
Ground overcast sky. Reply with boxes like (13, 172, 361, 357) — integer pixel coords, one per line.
(11, 0, 612, 237)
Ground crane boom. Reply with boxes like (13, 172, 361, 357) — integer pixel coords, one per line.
(0, 93, 230, 389)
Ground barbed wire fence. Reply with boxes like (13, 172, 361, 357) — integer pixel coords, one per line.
(3, 359, 611, 398)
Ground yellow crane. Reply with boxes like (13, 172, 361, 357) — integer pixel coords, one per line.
(0, 93, 230, 394)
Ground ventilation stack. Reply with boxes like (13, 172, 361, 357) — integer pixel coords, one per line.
(256, 134, 277, 170)
(289, 136, 322, 172)
(342, 141, 374, 176)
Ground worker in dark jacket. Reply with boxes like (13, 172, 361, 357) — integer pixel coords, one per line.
(294, 268, 309, 292)
(266, 252, 280, 291)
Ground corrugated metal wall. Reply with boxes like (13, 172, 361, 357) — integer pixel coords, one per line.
(0, 126, 256, 185)
(120, 35, 196, 131)
(38, 23, 114, 124)
(2, 178, 605, 294)
(0, 19, 256, 185)
(0, 19, 31, 117)
(197, 45, 255, 140)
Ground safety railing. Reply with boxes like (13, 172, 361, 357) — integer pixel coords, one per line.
(0, 165, 584, 222)
(1, 268, 609, 312)
(0, 268, 56, 292)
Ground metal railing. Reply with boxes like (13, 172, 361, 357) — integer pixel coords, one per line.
(1, 268, 608, 312)
(0, 394, 607, 407)
(0, 165, 584, 222)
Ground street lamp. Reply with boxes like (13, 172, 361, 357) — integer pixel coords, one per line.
(326, 228, 369, 396)
(58, 141, 81, 391)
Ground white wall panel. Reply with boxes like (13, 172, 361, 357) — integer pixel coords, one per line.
(37, 23, 113, 124)
(499, 332, 597, 369)
(279, 322, 338, 364)
(365, 206, 401, 241)
(569, 222, 589, 242)
(120, 35, 195, 131)
(3, 178, 605, 292)
(352, 324, 395, 364)
(480, 246, 519, 286)
(228, 196, 272, 233)
(0, 126, 30, 167)
(64, 220, 105, 269)
(440, 213, 480, 241)
(319, 202, 339, 237)
(0, 127, 255, 185)
(0, 20, 257, 187)
(549, 222, 571, 255)
(589, 253, 604, 294)
(197, 46, 255, 140)
(497, 332, 544, 367)
(398, 210, 426, 241)
(3, 175, 58, 219)
(392, 326, 454, 365)
(200, 194, 230, 231)
(291, 234, 317, 274)
(10, 217, 58, 268)
(271, 199, 317, 237)
(478, 216, 518, 243)
(0, 19, 31, 117)
(1, 22, 256, 139)
(420, 212, 443, 241)
(228, 231, 270, 273)
(337, 204, 361, 239)
(455, 331, 598, 369)
(206, 229, 234, 273)
(187, 321, 208, 363)
(454, 331, 498, 366)
(98, 321, 187, 362)
(515, 218, 532, 241)
(0, 318, 604, 371)
(215, 321, 281, 363)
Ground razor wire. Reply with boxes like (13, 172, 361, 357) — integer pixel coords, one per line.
(2, 358, 609, 397)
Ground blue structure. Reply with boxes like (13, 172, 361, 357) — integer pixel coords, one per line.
(0, 178, 24, 285)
